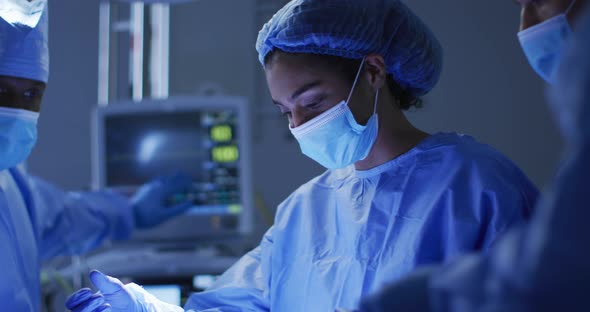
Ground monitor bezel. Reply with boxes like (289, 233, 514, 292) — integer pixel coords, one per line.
(91, 96, 254, 242)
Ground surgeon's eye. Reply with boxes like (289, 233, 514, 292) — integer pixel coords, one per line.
(304, 96, 326, 110)
(0, 88, 12, 104)
(23, 88, 42, 101)
(276, 105, 289, 116)
(305, 102, 321, 109)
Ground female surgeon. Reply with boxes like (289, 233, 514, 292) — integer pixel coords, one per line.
(66, 0, 539, 311)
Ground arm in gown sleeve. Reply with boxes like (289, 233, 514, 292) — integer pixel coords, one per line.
(183, 227, 274, 312)
(20, 173, 135, 260)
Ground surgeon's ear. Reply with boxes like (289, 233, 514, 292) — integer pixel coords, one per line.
(364, 54, 387, 92)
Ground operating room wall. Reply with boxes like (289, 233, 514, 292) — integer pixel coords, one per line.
(28, 0, 563, 236)
(403, 0, 564, 190)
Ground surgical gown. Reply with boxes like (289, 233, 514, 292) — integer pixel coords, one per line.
(184, 132, 538, 311)
(0, 166, 134, 311)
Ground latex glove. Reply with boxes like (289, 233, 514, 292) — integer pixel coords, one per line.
(131, 173, 193, 229)
(66, 270, 183, 312)
(65, 287, 109, 312)
(66, 270, 142, 312)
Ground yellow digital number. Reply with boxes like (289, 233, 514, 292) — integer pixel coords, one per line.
(212, 145, 239, 163)
(211, 125, 232, 142)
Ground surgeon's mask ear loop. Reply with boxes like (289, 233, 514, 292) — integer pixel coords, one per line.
(372, 89, 380, 116)
(346, 57, 379, 125)
(364, 61, 382, 116)
(566, 0, 578, 15)
(345, 57, 367, 107)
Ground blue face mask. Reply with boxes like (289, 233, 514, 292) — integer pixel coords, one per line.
(0, 107, 39, 170)
(290, 58, 379, 169)
(518, 0, 577, 84)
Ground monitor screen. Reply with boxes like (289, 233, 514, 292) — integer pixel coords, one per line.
(104, 109, 241, 216)
(93, 97, 252, 241)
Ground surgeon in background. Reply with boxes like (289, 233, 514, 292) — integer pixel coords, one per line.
(357, 0, 590, 311)
(0, 7, 193, 311)
(65, 0, 540, 311)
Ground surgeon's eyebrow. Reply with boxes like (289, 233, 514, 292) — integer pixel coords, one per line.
(272, 80, 323, 106)
(291, 80, 323, 101)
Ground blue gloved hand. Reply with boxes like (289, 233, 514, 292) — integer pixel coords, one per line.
(65, 288, 109, 312)
(65, 270, 140, 312)
(66, 271, 184, 312)
(131, 173, 193, 229)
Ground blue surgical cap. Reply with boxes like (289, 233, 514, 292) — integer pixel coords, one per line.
(0, 5, 49, 83)
(256, 0, 443, 97)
